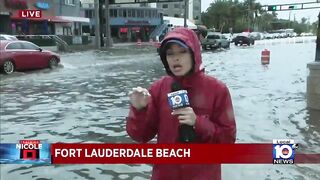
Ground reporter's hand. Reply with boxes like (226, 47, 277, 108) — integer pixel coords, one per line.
(129, 86, 150, 110)
(171, 107, 197, 126)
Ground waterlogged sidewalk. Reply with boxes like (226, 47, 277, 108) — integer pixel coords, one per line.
(255, 36, 316, 46)
(41, 41, 158, 53)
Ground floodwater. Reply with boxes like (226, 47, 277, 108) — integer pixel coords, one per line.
(0, 38, 319, 180)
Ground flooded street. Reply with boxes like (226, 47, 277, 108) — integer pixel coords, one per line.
(0, 39, 319, 180)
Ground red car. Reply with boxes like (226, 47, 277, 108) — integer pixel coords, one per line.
(0, 40, 60, 74)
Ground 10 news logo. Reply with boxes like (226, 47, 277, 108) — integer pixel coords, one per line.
(273, 139, 298, 164)
(167, 90, 190, 109)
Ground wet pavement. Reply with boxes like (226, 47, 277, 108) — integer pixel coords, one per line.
(0, 39, 319, 180)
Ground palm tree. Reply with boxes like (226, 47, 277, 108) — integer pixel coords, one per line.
(201, 0, 272, 33)
(243, 0, 263, 31)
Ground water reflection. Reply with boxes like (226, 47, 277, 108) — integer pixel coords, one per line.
(307, 109, 320, 131)
(304, 109, 320, 152)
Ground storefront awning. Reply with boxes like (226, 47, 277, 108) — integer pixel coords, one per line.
(57, 16, 90, 23)
(10, 12, 89, 23)
(10, 13, 71, 23)
(163, 16, 197, 29)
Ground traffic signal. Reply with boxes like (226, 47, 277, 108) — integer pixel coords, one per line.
(99, 0, 115, 4)
(268, 5, 277, 11)
(288, 5, 295, 9)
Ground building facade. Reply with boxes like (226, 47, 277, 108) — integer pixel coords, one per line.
(0, 0, 89, 35)
(54, 0, 89, 35)
(156, 0, 201, 24)
(0, 0, 56, 35)
(191, 0, 201, 24)
(81, 1, 163, 42)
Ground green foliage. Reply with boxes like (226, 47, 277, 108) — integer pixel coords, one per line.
(201, 0, 266, 33)
(257, 12, 276, 31)
(201, 0, 315, 33)
(291, 18, 314, 34)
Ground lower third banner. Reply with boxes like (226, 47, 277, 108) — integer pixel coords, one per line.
(50, 143, 320, 164)
(1, 142, 319, 164)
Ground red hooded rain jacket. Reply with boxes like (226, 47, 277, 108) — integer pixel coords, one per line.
(126, 28, 236, 180)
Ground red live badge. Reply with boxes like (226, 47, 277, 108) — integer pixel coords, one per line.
(19, 10, 42, 18)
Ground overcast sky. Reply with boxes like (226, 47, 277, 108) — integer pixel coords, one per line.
(201, 0, 320, 23)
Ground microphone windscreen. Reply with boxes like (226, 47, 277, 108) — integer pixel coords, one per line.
(171, 82, 182, 92)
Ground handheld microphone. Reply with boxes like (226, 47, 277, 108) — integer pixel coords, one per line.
(167, 82, 196, 143)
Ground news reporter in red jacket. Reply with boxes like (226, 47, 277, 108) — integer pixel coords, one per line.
(126, 27, 236, 180)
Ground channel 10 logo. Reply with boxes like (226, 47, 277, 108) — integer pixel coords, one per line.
(167, 90, 190, 109)
(273, 139, 298, 164)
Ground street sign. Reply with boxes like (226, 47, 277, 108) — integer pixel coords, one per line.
(288, 6, 295, 9)
(280, 4, 301, 10)
(265, 2, 319, 11)
(110, 0, 183, 4)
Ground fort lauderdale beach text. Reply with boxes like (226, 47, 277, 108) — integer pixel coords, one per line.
(54, 148, 191, 158)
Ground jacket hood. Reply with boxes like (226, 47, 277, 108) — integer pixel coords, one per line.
(159, 27, 203, 76)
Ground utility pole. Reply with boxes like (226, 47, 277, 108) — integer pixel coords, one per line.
(94, 0, 100, 49)
(289, 10, 291, 21)
(99, 0, 104, 47)
(184, 0, 188, 27)
(307, 12, 320, 110)
(288, 10, 292, 28)
(105, 0, 112, 48)
(247, 0, 251, 32)
(316, 12, 320, 62)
